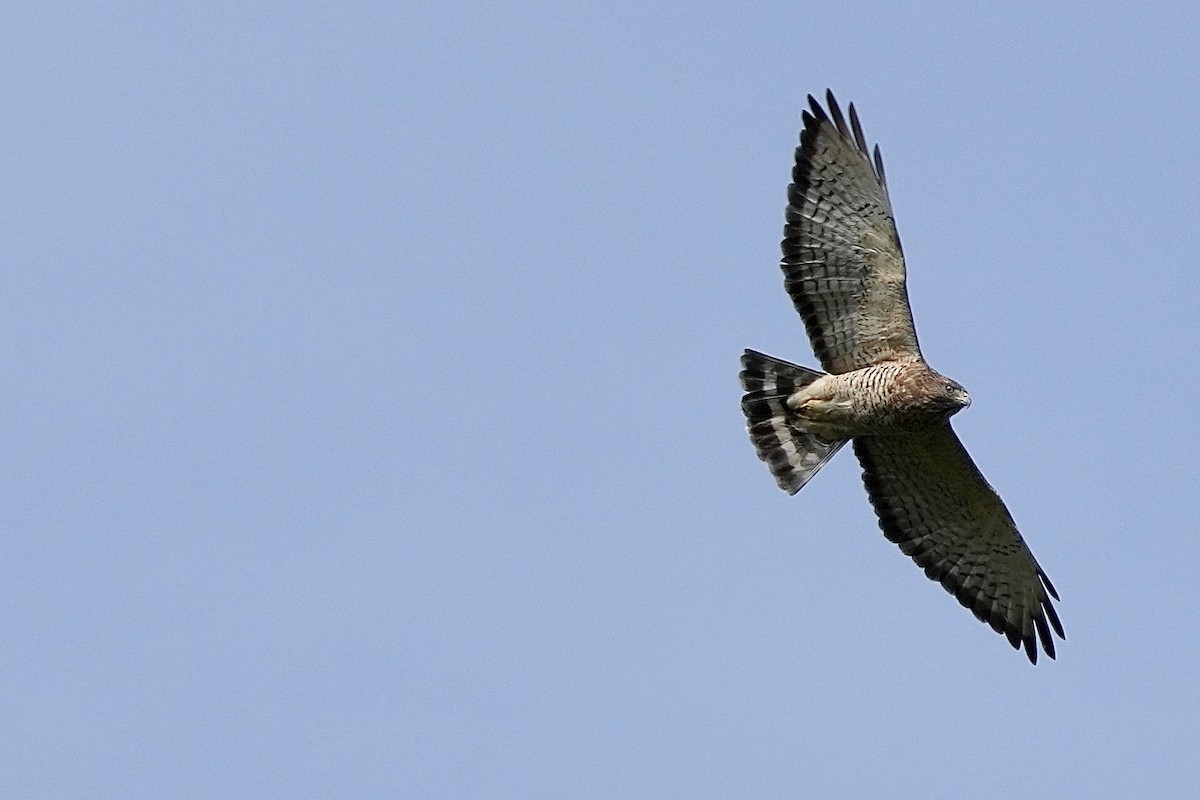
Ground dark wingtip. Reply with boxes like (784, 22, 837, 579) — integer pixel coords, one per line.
(1043, 596, 1065, 640)
(806, 93, 827, 122)
(1040, 570, 1060, 601)
(820, 89, 840, 118)
(824, 90, 847, 136)
(1034, 614, 1055, 659)
(797, 90, 886, 192)
(848, 102, 869, 156)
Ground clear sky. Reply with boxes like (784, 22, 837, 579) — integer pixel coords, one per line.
(4, 2, 1198, 797)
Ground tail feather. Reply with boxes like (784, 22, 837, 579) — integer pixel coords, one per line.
(739, 349, 847, 494)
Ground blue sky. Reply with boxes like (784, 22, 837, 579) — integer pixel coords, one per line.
(4, 2, 1199, 797)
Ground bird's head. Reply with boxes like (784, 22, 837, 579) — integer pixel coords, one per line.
(940, 378, 972, 413)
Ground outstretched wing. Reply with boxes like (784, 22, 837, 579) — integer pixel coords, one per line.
(852, 426, 1064, 663)
(783, 91, 921, 374)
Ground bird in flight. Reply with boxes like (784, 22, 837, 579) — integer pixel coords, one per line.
(740, 91, 1064, 663)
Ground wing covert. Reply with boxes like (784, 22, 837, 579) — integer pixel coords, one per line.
(783, 91, 922, 373)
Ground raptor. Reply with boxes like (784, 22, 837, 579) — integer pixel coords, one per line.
(740, 91, 1064, 663)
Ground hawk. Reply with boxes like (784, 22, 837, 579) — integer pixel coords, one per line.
(740, 91, 1064, 663)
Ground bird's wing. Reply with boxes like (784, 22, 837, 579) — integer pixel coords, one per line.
(783, 91, 922, 374)
(852, 425, 1064, 663)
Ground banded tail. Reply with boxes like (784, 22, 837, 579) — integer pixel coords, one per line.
(739, 349, 848, 494)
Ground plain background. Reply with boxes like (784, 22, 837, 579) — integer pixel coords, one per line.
(4, 2, 1198, 797)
